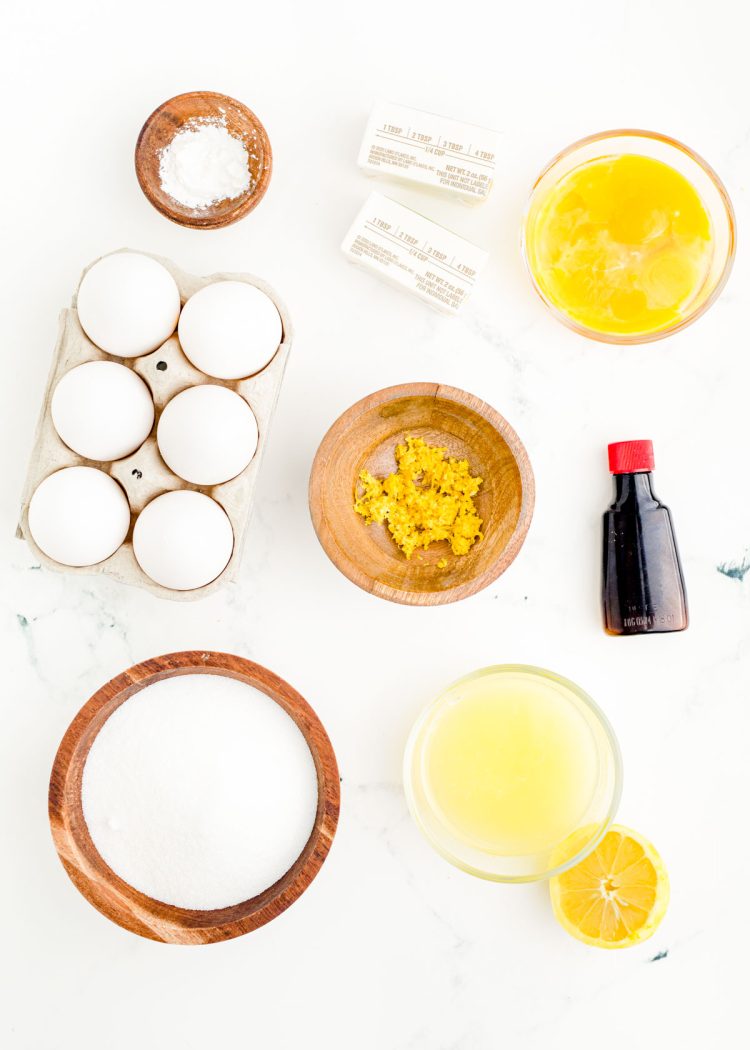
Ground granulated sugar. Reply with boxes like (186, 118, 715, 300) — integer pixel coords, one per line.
(81, 675, 318, 910)
(158, 119, 252, 210)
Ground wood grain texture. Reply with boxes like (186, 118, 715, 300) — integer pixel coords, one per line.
(309, 383, 535, 606)
(48, 652, 339, 944)
(135, 92, 272, 229)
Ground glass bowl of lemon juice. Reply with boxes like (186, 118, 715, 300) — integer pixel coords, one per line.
(522, 130, 735, 343)
(404, 665, 622, 882)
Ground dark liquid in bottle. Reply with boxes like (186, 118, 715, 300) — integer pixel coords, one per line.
(602, 471, 688, 636)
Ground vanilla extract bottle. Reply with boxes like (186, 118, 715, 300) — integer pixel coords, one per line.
(602, 441, 688, 636)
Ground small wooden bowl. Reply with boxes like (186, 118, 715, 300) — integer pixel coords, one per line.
(135, 92, 272, 229)
(49, 652, 339, 944)
(309, 384, 535, 606)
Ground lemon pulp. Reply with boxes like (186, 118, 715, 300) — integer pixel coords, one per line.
(420, 671, 601, 856)
(526, 154, 714, 337)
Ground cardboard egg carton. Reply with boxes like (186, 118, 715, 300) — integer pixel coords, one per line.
(17, 248, 293, 601)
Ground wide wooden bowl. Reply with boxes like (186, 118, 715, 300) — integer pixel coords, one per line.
(309, 384, 535, 605)
(135, 92, 272, 229)
(49, 652, 339, 944)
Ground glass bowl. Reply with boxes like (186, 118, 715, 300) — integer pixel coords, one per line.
(403, 665, 622, 883)
(522, 130, 736, 344)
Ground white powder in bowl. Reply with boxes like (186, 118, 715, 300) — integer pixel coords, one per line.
(158, 119, 253, 210)
(81, 675, 319, 910)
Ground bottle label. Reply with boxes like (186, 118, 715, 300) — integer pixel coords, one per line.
(622, 612, 677, 629)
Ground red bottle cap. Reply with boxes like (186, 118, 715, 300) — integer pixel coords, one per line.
(608, 440, 654, 474)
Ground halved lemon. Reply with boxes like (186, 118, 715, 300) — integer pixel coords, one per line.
(550, 824, 669, 949)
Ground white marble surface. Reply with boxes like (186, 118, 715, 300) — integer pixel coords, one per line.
(3, 1, 749, 1046)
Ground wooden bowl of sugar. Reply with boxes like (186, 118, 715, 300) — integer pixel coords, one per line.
(309, 383, 535, 606)
(135, 92, 272, 229)
(49, 651, 339, 944)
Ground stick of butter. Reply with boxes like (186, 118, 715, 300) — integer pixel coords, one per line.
(341, 192, 488, 315)
(358, 101, 499, 203)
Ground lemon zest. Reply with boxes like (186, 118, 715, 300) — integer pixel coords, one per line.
(354, 436, 483, 560)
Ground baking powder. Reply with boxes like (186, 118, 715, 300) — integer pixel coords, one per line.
(158, 119, 253, 210)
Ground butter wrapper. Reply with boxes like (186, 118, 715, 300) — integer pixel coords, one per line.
(358, 100, 499, 203)
(341, 192, 488, 315)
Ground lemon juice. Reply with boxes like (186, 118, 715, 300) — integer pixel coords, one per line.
(404, 666, 621, 881)
(525, 153, 714, 338)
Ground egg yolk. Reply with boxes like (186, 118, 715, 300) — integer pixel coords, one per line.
(526, 154, 714, 337)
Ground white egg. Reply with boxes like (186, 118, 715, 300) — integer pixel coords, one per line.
(157, 385, 258, 486)
(178, 281, 282, 380)
(51, 361, 154, 461)
(77, 253, 181, 358)
(133, 490, 234, 590)
(28, 467, 130, 567)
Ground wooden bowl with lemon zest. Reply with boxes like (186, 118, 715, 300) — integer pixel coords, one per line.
(309, 383, 535, 606)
